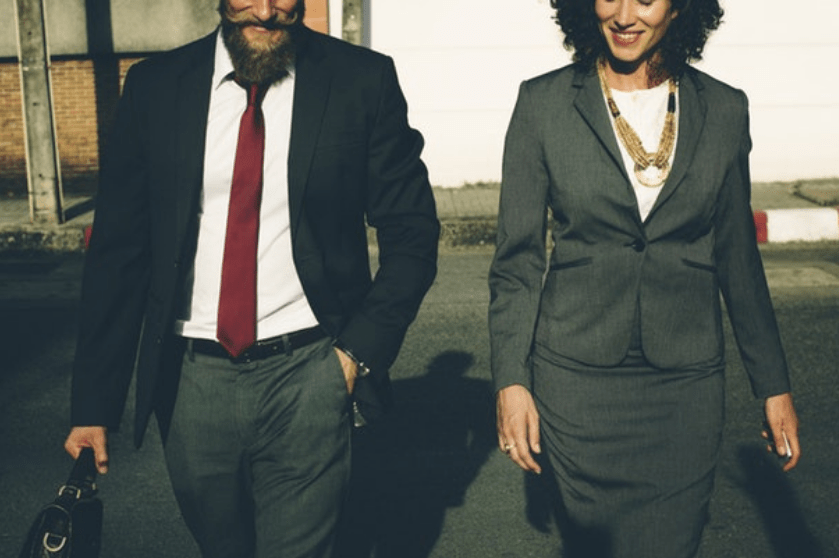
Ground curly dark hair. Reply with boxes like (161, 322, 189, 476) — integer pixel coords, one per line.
(551, 0, 724, 77)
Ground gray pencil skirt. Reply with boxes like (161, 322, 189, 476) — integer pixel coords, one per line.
(532, 344, 725, 558)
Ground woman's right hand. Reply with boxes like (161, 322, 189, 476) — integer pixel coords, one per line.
(64, 426, 109, 474)
(496, 384, 542, 474)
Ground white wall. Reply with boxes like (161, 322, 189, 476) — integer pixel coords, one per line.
(368, 0, 564, 186)
(694, 1, 839, 183)
(331, 0, 839, 186)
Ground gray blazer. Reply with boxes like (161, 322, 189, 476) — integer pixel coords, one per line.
(488, 64, 790, 400)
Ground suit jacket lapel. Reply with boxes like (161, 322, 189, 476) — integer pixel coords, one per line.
(173, 33, 215, 252)
(572, 69, 644, 226)
(573, 67, 708, 225)
(288, 30, 332, 234)
(573, 69, 628, 184)
(646, 70, 707, 219)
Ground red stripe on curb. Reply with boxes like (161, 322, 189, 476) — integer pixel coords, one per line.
(754, 211, 768, 243)
(84, 225, 93, 250)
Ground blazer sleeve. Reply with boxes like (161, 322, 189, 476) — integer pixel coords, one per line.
(335, 57, 439, 376)
(713, 90, 791, 399)
(488, 81, 550, 393)
(70, 65, 152, 430)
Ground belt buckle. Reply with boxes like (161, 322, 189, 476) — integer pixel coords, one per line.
(237, 351, 252, 364)
(249, 334, 292, 360)
(281, 334, 292, 355)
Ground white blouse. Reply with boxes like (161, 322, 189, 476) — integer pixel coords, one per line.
(607, 81, 680, 222)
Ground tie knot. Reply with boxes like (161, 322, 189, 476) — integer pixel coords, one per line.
(233, 78, 265, 108)
(245, 82, 263, 107)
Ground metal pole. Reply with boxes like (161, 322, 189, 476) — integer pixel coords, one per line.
(342, 0, 364, 46)
(15, 0, 64, 225)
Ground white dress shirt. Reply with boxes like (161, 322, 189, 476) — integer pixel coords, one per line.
(176, 31, 319, 340)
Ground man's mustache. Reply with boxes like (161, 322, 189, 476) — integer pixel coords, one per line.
(223, 7, 302, 31)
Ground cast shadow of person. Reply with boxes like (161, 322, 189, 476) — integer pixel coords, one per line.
(524, 444, 826, 558)
(734, 444, 825, 558)
(523, 456, 613, 558)
(335, 351, 496, 558)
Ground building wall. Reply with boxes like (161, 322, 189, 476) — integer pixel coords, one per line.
(693, 1, 839, 184)
(0, 0, 219, 57)
(368, 0, 564, 187)
(0, 61, 26, 191)
(0, 58, 142, 195)
(2, 0, 837, 195)
(1, 0, 328, 196)
(370, 0, 839, 186)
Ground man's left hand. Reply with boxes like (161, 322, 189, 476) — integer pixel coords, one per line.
(334, 348, 358, 394)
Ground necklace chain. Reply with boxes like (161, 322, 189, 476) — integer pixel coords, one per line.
(597, 58, 677, 188)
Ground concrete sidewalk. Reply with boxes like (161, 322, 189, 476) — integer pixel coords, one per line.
(1, 178, 838, 251)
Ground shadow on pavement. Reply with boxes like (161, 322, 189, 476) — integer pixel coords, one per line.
(0, 304, 81, 555)
(65, 197, 96, 222)
(524, 454, 616, 558)
(335, 350, 496, 558)
(736, 445, 823, 558)
(522, 443, 826, 558)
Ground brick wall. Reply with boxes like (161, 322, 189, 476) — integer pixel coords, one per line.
(1, 3, 330, 199)
(0, 57, 140, 197)
(0, 61, 26, 196)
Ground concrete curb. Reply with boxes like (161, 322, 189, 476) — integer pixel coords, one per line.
(440, 218, 497, 248)
(3, 179, 839, 252)
(6, 211, 839, 253)
(0, 224, 87, 252)
(754, 208, 839, 243)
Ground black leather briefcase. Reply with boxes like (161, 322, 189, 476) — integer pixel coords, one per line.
(19, 448, 103, 558)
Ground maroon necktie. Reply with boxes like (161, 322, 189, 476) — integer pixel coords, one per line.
(217, 82, 265, 357)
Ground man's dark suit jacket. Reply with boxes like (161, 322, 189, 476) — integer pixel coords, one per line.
(489, 64, 790, 400)
(71, 28, 440, 447)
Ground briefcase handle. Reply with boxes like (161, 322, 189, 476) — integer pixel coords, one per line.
(59, 447, 98, 500)
(18, 448, 103, 558)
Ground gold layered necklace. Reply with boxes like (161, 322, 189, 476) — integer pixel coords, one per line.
(597, 57, 677, 188)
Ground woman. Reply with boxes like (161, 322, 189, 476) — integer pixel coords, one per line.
(488, 1, 800, 556)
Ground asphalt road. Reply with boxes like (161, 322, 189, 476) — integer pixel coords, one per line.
(1, 245, 837, 558)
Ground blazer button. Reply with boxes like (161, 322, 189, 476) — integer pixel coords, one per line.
(631, 239, 646, 252)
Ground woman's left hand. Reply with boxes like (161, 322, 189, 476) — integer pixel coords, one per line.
(762, 392, 801, 472)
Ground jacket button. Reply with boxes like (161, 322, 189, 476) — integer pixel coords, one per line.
(631, 239, 646, 252)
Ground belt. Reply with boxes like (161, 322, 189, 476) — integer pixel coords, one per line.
(190, 326, 327, 363)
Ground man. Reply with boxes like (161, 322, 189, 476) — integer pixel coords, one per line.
(63, 0, 439, 556)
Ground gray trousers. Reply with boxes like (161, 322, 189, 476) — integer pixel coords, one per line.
(163, 337, 352, 558)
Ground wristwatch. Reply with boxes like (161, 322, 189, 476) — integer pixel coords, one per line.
(332, 339, 371, 378)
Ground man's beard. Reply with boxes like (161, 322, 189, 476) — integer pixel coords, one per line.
(218, 0, 305, 85)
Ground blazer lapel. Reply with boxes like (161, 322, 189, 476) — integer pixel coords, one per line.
(572, 69, 645, 226)
(173, 33, 215, 252)
(288, 30, 332, 235)
(646, 71, 707, 219)
(573, 69, 629, 184)
(573, 67, 709, 225)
